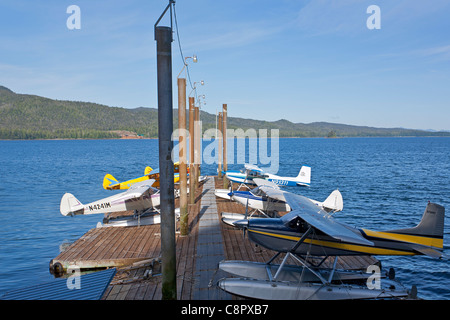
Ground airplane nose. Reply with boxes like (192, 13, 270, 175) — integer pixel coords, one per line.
(232, 219, 248, 229)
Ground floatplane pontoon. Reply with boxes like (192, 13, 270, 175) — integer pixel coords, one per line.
(221, 178, 343, 226)
(217, 185, 446, 300)
(60, 179, 179, 227)
(220, 164, 311, 192)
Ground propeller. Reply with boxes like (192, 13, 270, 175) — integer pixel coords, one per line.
(242, 197, 250, 238)
(232, 219, 248, 239)
(227, 183, 233, 198)
(244, 196, 249, 219)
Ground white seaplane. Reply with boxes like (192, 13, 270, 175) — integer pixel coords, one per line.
(221, 178, 343, 226)
(221, 164, 311, 191)
(60, 180, 178, 227)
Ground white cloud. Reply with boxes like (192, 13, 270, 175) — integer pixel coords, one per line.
(293, 0, 366, 36)
(416, 45, 450, 61)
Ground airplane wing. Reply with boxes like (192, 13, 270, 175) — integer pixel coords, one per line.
(244, 164, 263, 173)
(294, 209, 374, 246)
(258, 186, 287, 203)
(271, 190, 373, 246)
(257, 186, 301, 207)
(253, 178, 280, 190)
(125, 179, 156, 195)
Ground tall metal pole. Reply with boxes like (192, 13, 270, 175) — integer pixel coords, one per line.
(189, 97, 195, 204)
(178, 78, 188, 236)
(155, 25, 176, 300)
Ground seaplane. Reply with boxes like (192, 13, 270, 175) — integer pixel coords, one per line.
(60, 180, 178, 227)
(221, 178, 343, 226)
(222, 164, 311, 191)
(103, 162, 187, 190)
(217, 185, 446, 299)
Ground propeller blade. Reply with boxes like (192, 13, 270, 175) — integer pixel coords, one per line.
(231, 219, 248, 239)
(244, 197, 249, 219)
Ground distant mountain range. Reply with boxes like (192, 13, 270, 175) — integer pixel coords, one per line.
(1, 85, 449, 139)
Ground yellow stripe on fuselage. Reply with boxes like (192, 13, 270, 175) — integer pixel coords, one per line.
(248, 229, 416, 256)
(110, 173, 180, 189)
(361, 229, 443, 249)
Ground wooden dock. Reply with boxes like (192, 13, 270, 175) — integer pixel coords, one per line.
(49, 176, 378, 300)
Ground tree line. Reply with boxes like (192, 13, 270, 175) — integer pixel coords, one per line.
(1, 86, 449, 140)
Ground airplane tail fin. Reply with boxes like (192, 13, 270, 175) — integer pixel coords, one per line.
(389, 203, 445, 239)
(60, 193, 84, 216)
(296, 166, 311, 185)
(103, 174, 119, 190)
(386, 203, 445, 254)
(144, 166, 153, 175)
(322, 190, 343, 212)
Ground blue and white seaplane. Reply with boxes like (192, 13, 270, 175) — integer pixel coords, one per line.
(223, 164, 311, 190)
(216, 185, 446, 299)
(221, 178, 343, 226)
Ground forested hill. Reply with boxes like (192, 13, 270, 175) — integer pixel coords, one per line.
(0, 86, 449, 139)
(0, 86, 160, 139)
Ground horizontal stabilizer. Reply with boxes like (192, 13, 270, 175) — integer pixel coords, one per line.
(410, 244, 444, 259)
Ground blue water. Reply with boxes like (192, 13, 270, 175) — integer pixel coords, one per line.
(0, 137, 449, 299)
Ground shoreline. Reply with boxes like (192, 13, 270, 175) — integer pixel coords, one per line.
(1, 135, 450, 141)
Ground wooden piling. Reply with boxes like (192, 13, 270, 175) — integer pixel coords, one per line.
(218, 112, 223, 178)
(155, 25, 176, 300)
(189, 97, 195, 205)
(194, 106, 200, 190)
(222, 104, 228, 188)
(177, 78, 188, 236)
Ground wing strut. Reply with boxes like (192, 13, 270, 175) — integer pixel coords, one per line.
(290, 226, 313, 252)
(273, 226, 313, 280)
(267, 226, 340, 285)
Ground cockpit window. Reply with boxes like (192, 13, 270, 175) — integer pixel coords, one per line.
(252, 187, 262, 196)
(284, 215, 308, 232)
(149, 187, 160, 195)
(247, 170, 265, 178)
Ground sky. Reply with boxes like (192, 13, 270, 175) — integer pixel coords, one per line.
(0, 0, 449, 131)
